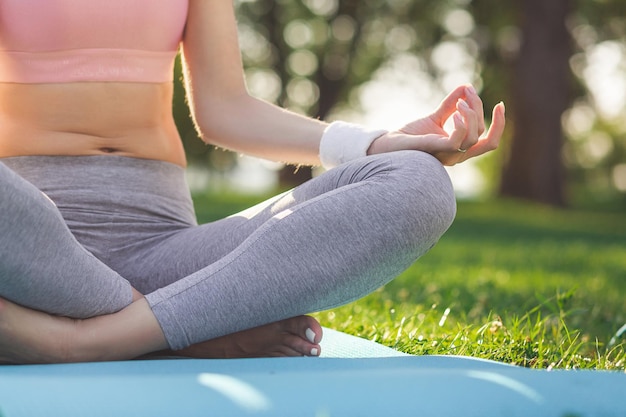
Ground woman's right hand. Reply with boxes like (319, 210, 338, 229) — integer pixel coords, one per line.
(367, 85, 506, 166)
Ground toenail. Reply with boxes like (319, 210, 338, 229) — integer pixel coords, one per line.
(305, 328, 316, 343)
(310, 348, 319, 356)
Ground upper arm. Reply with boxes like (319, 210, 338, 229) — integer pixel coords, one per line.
(181, 0, 248, 115)
(179, 0, 325, 163)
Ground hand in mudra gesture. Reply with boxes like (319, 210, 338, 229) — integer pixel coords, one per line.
(367, 85, 506, 166)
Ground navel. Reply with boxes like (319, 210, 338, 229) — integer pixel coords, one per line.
(98, 147, 121, 154)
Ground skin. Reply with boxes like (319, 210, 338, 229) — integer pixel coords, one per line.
(0, 0, 505, 364)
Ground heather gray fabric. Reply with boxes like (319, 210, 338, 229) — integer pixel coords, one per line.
(0, 152, 456, 349)
(0, 160, 133, 317)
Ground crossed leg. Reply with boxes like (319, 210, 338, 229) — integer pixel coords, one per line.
(0, 150, 455, 363)
(0, 161, 321, 363)
(0, 297, 322, 364)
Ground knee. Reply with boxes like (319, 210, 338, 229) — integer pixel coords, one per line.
(386, 151, 457, 243)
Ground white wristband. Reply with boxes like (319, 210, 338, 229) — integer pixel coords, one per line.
(319, 121, 388, 169)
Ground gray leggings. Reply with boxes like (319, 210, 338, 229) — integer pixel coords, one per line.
(0, 152, 455, 350)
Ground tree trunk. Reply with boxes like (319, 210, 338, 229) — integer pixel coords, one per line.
(499, 0, 572, 206)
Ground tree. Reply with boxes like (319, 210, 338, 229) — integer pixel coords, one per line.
(472, 0, 626, 206)
(174, 0, 626, 206)
(498, 0, 573, 206)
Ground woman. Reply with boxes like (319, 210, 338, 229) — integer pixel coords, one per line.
(0, 0, 505, 363)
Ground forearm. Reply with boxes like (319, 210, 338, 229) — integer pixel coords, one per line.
(74, 299, 168, 362)
(192, 92, 327, 166)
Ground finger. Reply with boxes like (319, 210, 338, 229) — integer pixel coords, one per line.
(456, 99, 478, 149)
(431, 85, 467, 126)
(483, 101, 506, 143)
(463, 85, 486, 135)
(465, 102, 506, 158)
(448, 111, 467, 150)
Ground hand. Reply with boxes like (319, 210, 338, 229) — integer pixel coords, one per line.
(367, 85, 506, 166)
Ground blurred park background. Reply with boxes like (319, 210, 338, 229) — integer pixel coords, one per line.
(175, 0, 625, 367)
(174, 0, 626, 209)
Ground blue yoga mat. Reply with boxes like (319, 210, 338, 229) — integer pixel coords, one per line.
(1, 328, 624, 417)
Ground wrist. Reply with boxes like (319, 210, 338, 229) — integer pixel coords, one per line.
(365, 133, 391, 156)
(319, 121, 387, 169)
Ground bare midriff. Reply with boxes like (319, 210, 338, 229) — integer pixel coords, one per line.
(0, 82, 187, 167)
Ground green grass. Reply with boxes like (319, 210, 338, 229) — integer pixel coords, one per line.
(193, 193, 626, 370)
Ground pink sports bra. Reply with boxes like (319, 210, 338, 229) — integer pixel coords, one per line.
(0, 0, 188, 83)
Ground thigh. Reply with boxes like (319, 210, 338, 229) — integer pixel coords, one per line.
(0, 160, 133, 318)
(116, 162, 358, 292)
(118, 160, 365, 292)
(121, 151, 449, 294)
(117, 189, 303, 293)
(145, 151, 457, 349)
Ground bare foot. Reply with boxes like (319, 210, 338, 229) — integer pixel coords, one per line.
(0, 296, 323, 364)
(169, 316, 323, 359)
(0, 297, 79, 364)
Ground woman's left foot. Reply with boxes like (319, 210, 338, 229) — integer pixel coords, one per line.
(172, 315, 323, 358)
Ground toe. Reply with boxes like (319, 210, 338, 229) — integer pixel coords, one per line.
(282, 315, 323, 344)
(274, 333, 321, 357)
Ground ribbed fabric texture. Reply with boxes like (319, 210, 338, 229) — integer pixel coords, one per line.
(0, 0, 187, 83)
